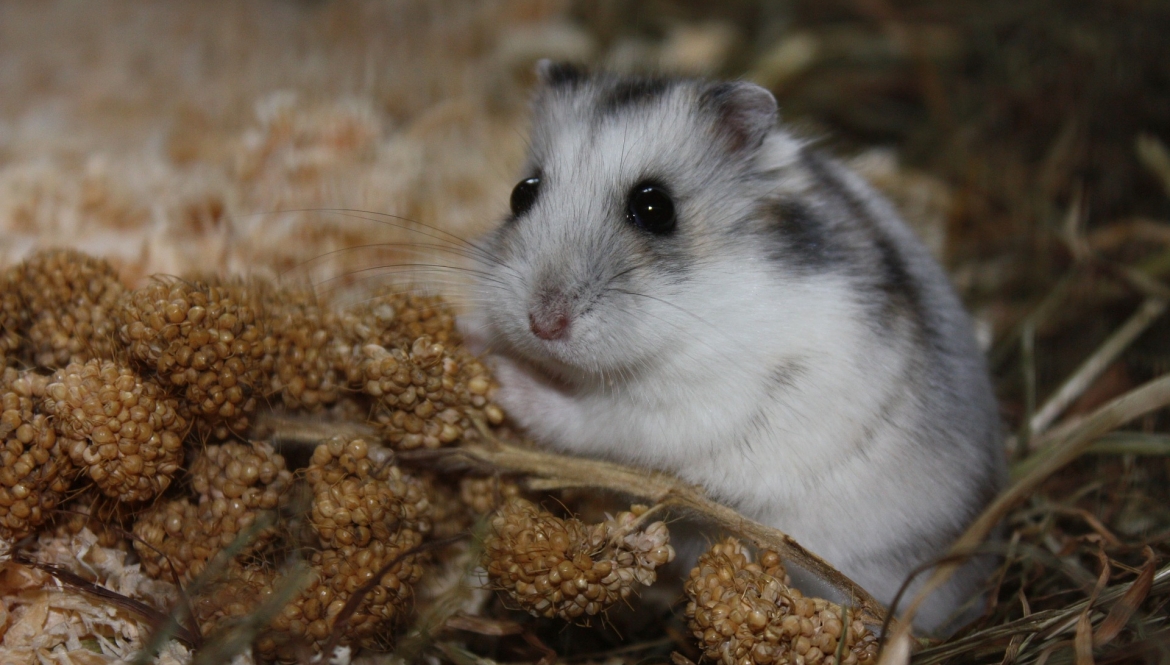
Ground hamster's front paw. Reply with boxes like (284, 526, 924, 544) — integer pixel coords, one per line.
(488, 353, 578, 434)
(490, 355, 542, 414)
(456, 311, 491, 356)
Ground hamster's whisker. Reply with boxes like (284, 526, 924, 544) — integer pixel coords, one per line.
(280, 242, 493, 280)
(320, 262, 503, 284)
(240, 208, 499, 265)
(603, 287, 758, 373)
(312, 264, 504, 295)
(342, 293, 492, 313)
(604, 262, 647, 284)
(315, 281, 484, 303)
(292, 208, 505, 266)
(605, 287, 753, 352)
(617, 122, 631, 183)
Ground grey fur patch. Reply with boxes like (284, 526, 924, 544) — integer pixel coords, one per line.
(636, 232, 692, 279)
(765, 200, 848, 272)
(800, 149, 927, 333)
(767, 358, 806, 394)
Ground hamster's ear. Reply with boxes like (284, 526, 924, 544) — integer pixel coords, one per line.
(535, 59, 586, 88)
(700, 81, 779, 153)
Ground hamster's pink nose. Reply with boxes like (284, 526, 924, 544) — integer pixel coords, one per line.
(529, 306, 570, 340)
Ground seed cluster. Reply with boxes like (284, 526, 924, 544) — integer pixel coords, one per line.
(337, 293, 504, 448)
(0, 368, 73, 540)
(134, 436, 432, 658)
(307, 435, 431, 548)
(190, 440, 293, 512)
(117, 278, 273, 438)
(352, 337, 502, 450)
(188, 439, 292, 560)
(483, 498, 674, 621)
(460, 476, 521, 515)
(264, 287, 344, 411)
(43, 359, 186, 503)
(684, 539, 878, 665)
(192, 437, 431, 659)
(7, 249, 127, 368)
(132, 440, 292, 581)
(0, 249, 533, 660)
(290, 529, 426, 654)
(337, 293, 461, 349)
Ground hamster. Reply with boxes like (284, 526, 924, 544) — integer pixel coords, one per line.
(464, 62, 1005, 634)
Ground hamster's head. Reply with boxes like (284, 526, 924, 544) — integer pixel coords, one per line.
(473, 63, 781, 385)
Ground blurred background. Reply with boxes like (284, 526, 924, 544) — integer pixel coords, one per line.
(3, 0, 1170, 419)
(3, 1, 1170, 661)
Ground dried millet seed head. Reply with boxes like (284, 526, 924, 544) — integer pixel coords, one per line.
(263, 285, 344, 411)
(272, 534, 427, 655)
(683, 538, 878, 665)
(220, 273, 280, 364)
(351, 336, 503, 450)
(334, 291, 505, 444)
(187, 440, 293, 555)
(306, 436, 432, 549)
(336, 292, 461, 352)
(133, 440, 293, 581)
(205, 437, 435, 657)
(459, 476, 521, 515)
(482, 498, 675, 622)
(117, 277, 272, 439)
(42, 359, 186, 503)
(132, 496, 212, 581)
(12, 249, 126, 367)
(190, 439, 293, 508)
(0, 368, 74, 541)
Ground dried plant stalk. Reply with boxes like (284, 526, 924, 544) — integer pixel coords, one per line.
(1024, 295, 1167, 441)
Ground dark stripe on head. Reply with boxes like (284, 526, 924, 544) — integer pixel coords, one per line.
(598, 77, 672, 116)
(537, 61, 586, 88)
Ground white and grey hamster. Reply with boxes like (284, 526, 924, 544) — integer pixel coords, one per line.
(464, 62, 1005, 633)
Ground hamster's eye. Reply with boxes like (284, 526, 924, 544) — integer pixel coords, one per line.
(626, 183, 676, 235)
(510, 176, 542, 218)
